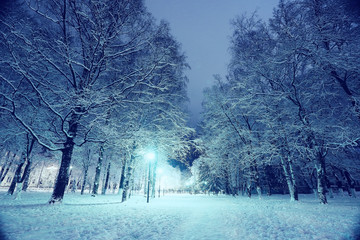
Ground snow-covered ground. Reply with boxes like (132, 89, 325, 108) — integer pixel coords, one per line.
(0, 191, 359, 240)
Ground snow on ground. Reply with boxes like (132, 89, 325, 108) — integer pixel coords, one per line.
(0, 191, 359, 240)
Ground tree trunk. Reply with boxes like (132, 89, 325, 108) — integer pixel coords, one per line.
(17, 136, 35, 195)
(315, 152, 327, 204)
(92, 145, 104, 195)
(21, 160, 32, 192)
(102, 162, 111, 195)
(255, 184, 262, 198)
(49, 113, 79, 204)
(246, 179, 251, 198)
(81, 167, 88, 195)
(344, 170, 356, 198)
(118, 158, 127, 196)
(122, 154, 135, 202)
(304, 168, 318, 198)
(325, 173, 333, 198)
(224, 167, 233, 195)
(334, 173, 344, 196)
(264, 166, 272, 196)
(331, 164, 345, 196)
(100, 167, 106, 194)
(14, 160, 31, 200)
(0, 153, 16, 183)
(7, 152, 26, 195)
(0, 151, 10, 181)
(288, 159, 299, 201)
(280, 156, 297, 201)
(144, 171, 147, 197)
(49, 138, 75, 204)
(37, 160, 45, 188)
(151, 156, 158, 198)
(252, 164, 262, 199)
(147, 162, 152, 203)
(128, 176, 135, 200)
(236, 170, 241, 195)
(67, 168, 73, 193)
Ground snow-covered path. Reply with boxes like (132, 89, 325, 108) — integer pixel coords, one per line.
(169, 196, 233, 240)
(0, 191, 359, 240)
(169, 194, 360, 240)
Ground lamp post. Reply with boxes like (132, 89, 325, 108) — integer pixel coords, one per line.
(145, 152, 155, 203)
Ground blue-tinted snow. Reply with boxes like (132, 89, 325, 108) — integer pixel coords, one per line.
(0, 190, 359, 240)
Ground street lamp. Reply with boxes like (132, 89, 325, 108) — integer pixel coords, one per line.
(145, 151, 155, 203)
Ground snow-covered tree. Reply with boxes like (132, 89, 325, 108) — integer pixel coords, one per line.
(0, 0, 192, 203)
(198, 0, 360, 204)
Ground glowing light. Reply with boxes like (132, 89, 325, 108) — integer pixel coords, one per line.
(144, 152, 155, 162)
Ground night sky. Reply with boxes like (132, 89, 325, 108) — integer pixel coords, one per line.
(145, 0, 278, 125)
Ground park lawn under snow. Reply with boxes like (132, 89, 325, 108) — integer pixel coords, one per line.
(0, 191, 359, 240)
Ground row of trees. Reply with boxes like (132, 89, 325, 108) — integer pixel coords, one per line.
(0, 0, 193, 203)
(196, 0, 360, 204)
(0, 141, 176, 202)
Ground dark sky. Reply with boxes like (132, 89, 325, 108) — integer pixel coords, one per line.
(145, 0, 279, 126)
(0, 0, 11, 14)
